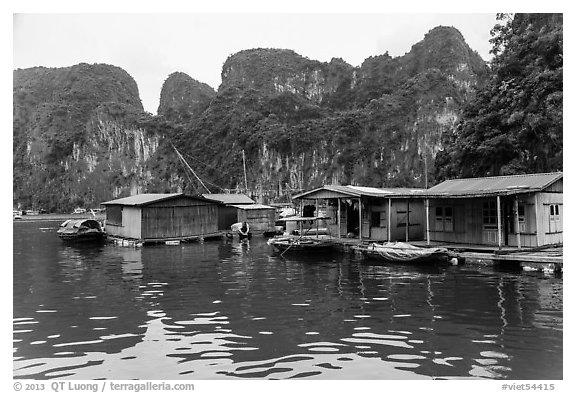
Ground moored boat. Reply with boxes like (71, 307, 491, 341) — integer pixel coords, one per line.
(267, 236, 335, 254)
(353, 242, 457, 264)
(57, 219, 106, 242)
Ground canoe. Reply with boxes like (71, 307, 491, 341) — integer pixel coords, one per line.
(353, 242, 456, 264)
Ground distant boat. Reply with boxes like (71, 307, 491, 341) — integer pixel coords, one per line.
(72, 207, 87, 214)
(57, 219, 105, 242)
(353, 242, 456, 264)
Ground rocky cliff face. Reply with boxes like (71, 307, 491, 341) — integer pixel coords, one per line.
(221, 49, 355, 105)
(179, 26, 488, 198)
(13, 64, 171, 211)
(13, 26, 489, 210)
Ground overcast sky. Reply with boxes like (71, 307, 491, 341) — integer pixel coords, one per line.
(13, 12, 498, 114)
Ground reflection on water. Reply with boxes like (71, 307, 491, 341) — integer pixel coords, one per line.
(13, 221, 563, 380)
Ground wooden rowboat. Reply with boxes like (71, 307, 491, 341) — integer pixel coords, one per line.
(267, 236, 335, 254)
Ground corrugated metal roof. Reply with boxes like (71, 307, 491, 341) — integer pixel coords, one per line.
(231, 204, 275, 210)
(202, 193, 255, 204)
(102, 193, 211, 206)
(293, 185, 425, 199)
(426, 172, 563, 197)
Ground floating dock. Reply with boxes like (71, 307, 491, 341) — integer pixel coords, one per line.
(304, 236, 563, 273)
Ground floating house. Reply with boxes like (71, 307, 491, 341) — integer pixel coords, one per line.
(293, 185, 426, 241)
(202, 193, 276, 235)
(202, 193, 256, 231)
(232, 204, 277, 234)
(102, 193, 220, 242)
(423, 172, 563, 248)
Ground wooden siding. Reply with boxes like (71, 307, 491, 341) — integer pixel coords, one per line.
(536, 191, 563, 246)
(141, 204, 218, 240)
(237, 208, 276, 233)
(388, 200, 424, 241)
(323, 198, 424, 241)
(105, 206, 142, 239)
(367, 200, 388, 241)
(429, 191, 562, 247)
(543, 178, 563, 193)
(215, 206, 238, 230)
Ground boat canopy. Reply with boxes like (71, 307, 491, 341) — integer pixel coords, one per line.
(58, 219, 102, 231)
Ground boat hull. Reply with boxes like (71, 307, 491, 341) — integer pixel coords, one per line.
(57, 219, 106, 243)
(58, 232, 106, 243)
(267, 237, 335, 254)
(354, 243, 455, 264)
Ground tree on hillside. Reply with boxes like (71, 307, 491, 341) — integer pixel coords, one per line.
(435, 13, 563, 179)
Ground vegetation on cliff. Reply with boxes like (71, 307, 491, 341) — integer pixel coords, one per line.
(435, 13, 563, 179)
(13, 18, 563, 212)
(157, 72, 216, 123)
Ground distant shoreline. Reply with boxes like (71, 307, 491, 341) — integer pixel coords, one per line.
(13, 213, 106, 222)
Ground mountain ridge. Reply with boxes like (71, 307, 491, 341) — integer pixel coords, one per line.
(13, 26, 489, 211)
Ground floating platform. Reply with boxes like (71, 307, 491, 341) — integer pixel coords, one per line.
(297, 236, 563, 273)
(106, 232, 223, 247)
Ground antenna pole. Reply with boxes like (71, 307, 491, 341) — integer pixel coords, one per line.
(242, 150, 249, 192)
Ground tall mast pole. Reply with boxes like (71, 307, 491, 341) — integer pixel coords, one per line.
(172, 144, 210, 194)
(242, 150, 249, 193)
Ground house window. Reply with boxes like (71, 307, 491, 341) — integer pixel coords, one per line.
(106, 205, 122, 225)
(371, 210, 387, 227)
(435, 206, 454, 232)
(483, 201, 498, 229)
(549, 204, 561, 233)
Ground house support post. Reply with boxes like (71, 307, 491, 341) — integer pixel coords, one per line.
(405, 199, 410, 242)
(425, 198, 430, 245)
(534, 194, 540, 247)
(514, 196, 521, 249)
(358, 198, 362, 239)
(387, 198, 392, 241)
(497, 195, 502, 249)
(315, 199, 319, 238)
(337, 199, 341, 238)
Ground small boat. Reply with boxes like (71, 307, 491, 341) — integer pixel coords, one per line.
(353, 242, 457, 264)
(57, 219, 106, 242)
(267, 236, 335, 254)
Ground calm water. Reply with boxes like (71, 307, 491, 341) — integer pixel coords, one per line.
(13, 220, 563, 380)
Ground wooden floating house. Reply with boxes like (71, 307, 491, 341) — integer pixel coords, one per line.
(202, 193, 276, 235)
(293, 185, 426, 241)
(423, 172, 563, 249)
(232, 204, 277, 235)
(202, 193, 255, 231)
(101, 193, 221, 243)
(292, 172, 562, 250)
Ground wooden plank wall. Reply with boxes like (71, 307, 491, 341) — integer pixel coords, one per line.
(537, 190, 563, 246)
(428, 192, 563, 247)
(237, 208, 276, 232)
(141, 200, 218, 239)
(121, 207, 143, 239)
